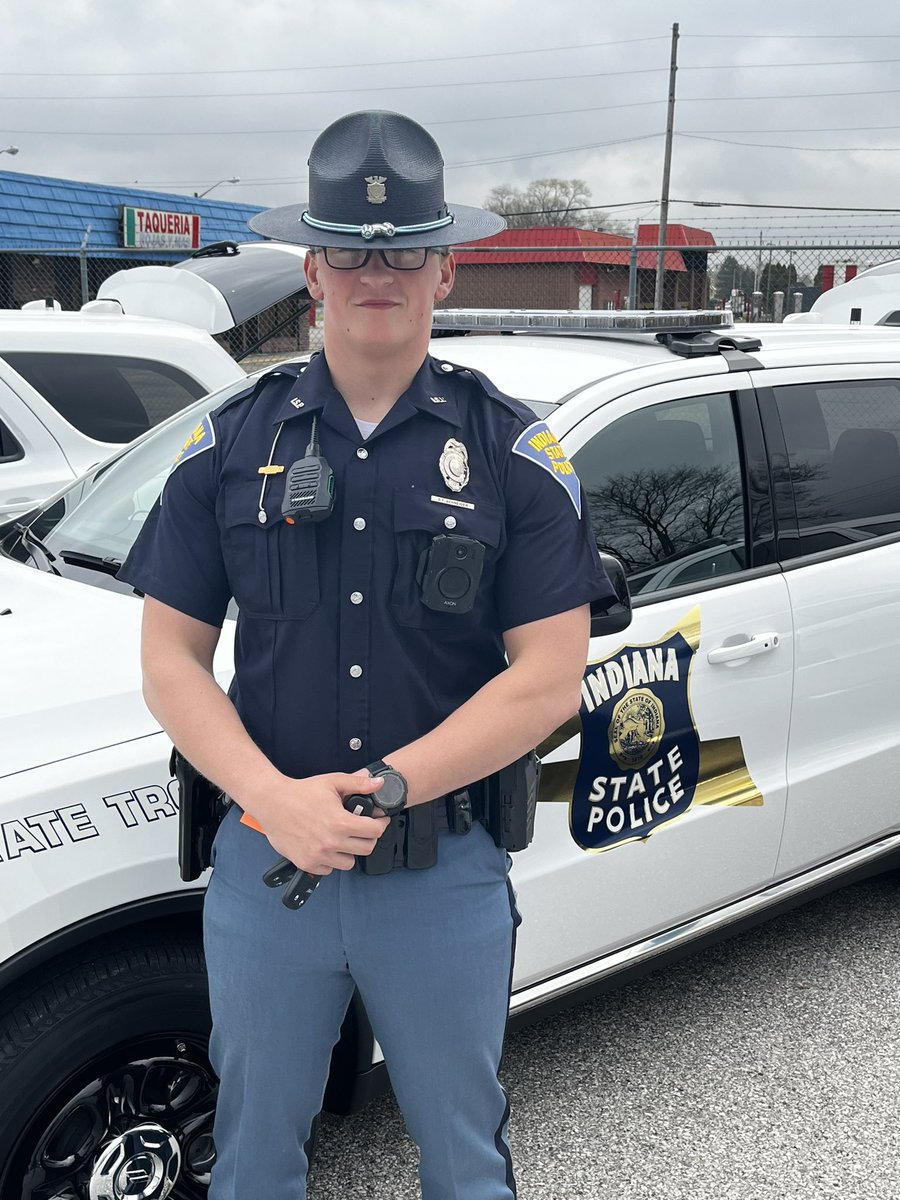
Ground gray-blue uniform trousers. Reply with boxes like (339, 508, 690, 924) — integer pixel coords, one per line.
(120, 352, 614, 1200)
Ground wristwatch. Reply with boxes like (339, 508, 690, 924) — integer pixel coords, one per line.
(365, 760, 409, 816)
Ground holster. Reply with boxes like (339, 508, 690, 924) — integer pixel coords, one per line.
(483, 750, 541, 852)
(170, 747, 230, 881)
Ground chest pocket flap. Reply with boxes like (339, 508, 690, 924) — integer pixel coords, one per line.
(221, 481, 319, 619)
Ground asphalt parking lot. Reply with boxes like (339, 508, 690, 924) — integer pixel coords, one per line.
(308, 873, 900, 1200)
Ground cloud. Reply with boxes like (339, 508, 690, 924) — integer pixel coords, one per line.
(2, 0, 898, 242)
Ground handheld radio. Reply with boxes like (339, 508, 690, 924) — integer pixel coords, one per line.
(281, 416, 335, 524)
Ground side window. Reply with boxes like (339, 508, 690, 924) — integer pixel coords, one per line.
(3, 353, 207, 443)
(773, 379, 900, 549)
(571, 392, 747, 596)
(0, 416, 23, 463)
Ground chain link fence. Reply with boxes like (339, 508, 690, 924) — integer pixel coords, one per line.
(4, 242, 900, 366)
(0, 247, 314, 364)
(439, 242, 900, 322)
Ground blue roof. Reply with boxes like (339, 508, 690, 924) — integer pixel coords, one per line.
(0, 170, 267, 259)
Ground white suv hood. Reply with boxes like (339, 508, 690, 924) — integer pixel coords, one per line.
(0, 558, 233, 779)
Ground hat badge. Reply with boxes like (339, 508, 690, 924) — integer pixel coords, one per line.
(365, 175, 387, 205)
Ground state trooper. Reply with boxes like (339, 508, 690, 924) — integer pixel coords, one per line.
(120, 110, 614, 1200)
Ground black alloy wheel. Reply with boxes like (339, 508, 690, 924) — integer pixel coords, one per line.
(0, 936, 215, 1200)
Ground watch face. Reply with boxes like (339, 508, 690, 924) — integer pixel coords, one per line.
(375, 771, 407, 813)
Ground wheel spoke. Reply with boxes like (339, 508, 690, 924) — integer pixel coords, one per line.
(17, 1042, 215, 1200)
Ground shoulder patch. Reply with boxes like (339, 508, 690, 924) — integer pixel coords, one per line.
(511, 421, 581, 517)
(172, 413, 215, 471)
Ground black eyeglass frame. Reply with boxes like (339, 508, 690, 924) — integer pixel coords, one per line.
(320, 246, 439, 271)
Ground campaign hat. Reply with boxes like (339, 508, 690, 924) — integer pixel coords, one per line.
(248, 110, 506, 248)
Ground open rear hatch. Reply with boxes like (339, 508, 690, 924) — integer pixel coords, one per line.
(88, 241, 310, 334)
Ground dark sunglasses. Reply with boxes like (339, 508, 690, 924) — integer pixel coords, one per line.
(321, 247, 434, 271)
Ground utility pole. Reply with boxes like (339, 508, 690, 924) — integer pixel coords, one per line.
(654, 21, 679, 310)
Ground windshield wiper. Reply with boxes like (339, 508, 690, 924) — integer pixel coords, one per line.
(58, 550, 123, 577)
(15, 523, 61, 575)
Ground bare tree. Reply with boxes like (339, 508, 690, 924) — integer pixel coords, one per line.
(585, 464, 743, 572)
(585, 459, 835, 581)
(484, 178, 621, 232)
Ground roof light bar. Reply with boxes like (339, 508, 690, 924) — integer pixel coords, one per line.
(432, 309, 734, 336)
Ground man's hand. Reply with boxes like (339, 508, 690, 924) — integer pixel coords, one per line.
(253, 772, 389, 875)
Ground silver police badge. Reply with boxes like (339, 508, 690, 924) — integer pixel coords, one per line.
(439, 438, 469, 492)
(365, 175, 387, 204)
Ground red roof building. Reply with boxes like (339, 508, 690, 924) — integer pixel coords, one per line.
(443, 224, 715, 312)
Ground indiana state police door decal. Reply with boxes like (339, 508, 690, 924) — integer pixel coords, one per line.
(547, 608, 763, 854)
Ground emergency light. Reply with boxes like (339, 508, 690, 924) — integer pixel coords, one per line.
(431, 309, 734, 336)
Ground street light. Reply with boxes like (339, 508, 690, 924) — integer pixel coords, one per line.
(194, 176, 240, 198)
(1, 146, 19, 156)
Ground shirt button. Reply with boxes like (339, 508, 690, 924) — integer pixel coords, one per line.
(353, 517, 367, 531)
(444, 515, 457, 529)
(349, 738, 362, 751)
(356, 447, 369, 460)
(350, 591, 364, 605)
(349, 664, 363, 678)
(440, 363, 454, 373)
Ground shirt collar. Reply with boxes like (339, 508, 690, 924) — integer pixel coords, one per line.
(272, 353, 461, 439)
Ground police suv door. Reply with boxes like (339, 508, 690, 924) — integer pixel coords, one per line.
(755, 365, 900, 877)
(509, 374, 793, 991)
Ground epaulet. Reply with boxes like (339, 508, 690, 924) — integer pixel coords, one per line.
(211, 360, 307, 421)
(430, 357, 533, 425)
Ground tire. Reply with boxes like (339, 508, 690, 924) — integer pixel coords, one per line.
(0, 934, 215, 1200)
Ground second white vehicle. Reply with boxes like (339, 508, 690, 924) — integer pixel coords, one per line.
(0, 240, 310, 519)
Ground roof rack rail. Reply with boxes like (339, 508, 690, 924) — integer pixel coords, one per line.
(431, 308, 734, 336)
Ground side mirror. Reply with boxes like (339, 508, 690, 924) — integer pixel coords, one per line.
(590, 552, 632, 637)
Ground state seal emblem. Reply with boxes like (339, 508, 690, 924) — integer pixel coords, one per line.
(536, 608, 764, 854)
(365, 175, 387, 204)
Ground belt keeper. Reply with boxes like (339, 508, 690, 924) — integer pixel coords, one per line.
(446, 789, 474, 835)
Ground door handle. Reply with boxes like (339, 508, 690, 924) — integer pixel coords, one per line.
(707, 632, 780, 665)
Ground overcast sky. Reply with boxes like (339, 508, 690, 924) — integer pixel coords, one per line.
(3, 0, 900, 243)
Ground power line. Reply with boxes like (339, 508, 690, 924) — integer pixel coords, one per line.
(0, 37, 669, 77)
(680, 58, 900, 69)
(671, 199, 900, 213)
(680, 132, 900, 152)
(683, 32, 900, 38)
(684, 125, 900, 134)
(500, 200, 900, 217)
(0, 67, 673, 101)
(449, 134, 664, 170)
(11, 87, 900, 138)
(6, 59, 900, 101)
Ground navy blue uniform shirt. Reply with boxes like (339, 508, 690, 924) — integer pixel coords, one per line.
(120, 353, 614, 780)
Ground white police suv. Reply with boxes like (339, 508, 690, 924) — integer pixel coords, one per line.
(2, 310, 899, 1200)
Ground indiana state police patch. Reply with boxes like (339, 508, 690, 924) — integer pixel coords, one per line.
(172, 414, 215, 471)
(511, 421, 581, 516)
(568, 608, 762, 852)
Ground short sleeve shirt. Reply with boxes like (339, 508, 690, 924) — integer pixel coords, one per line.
(120, 353, 615, 779)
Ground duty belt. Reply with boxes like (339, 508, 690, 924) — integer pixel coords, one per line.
(356, 780, 487, 875)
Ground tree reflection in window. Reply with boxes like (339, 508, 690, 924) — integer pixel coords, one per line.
(572, 394, 747, 595)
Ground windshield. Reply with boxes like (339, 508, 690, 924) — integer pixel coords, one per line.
(3, 373, 258, 583)
(2, 351, 548, 592)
